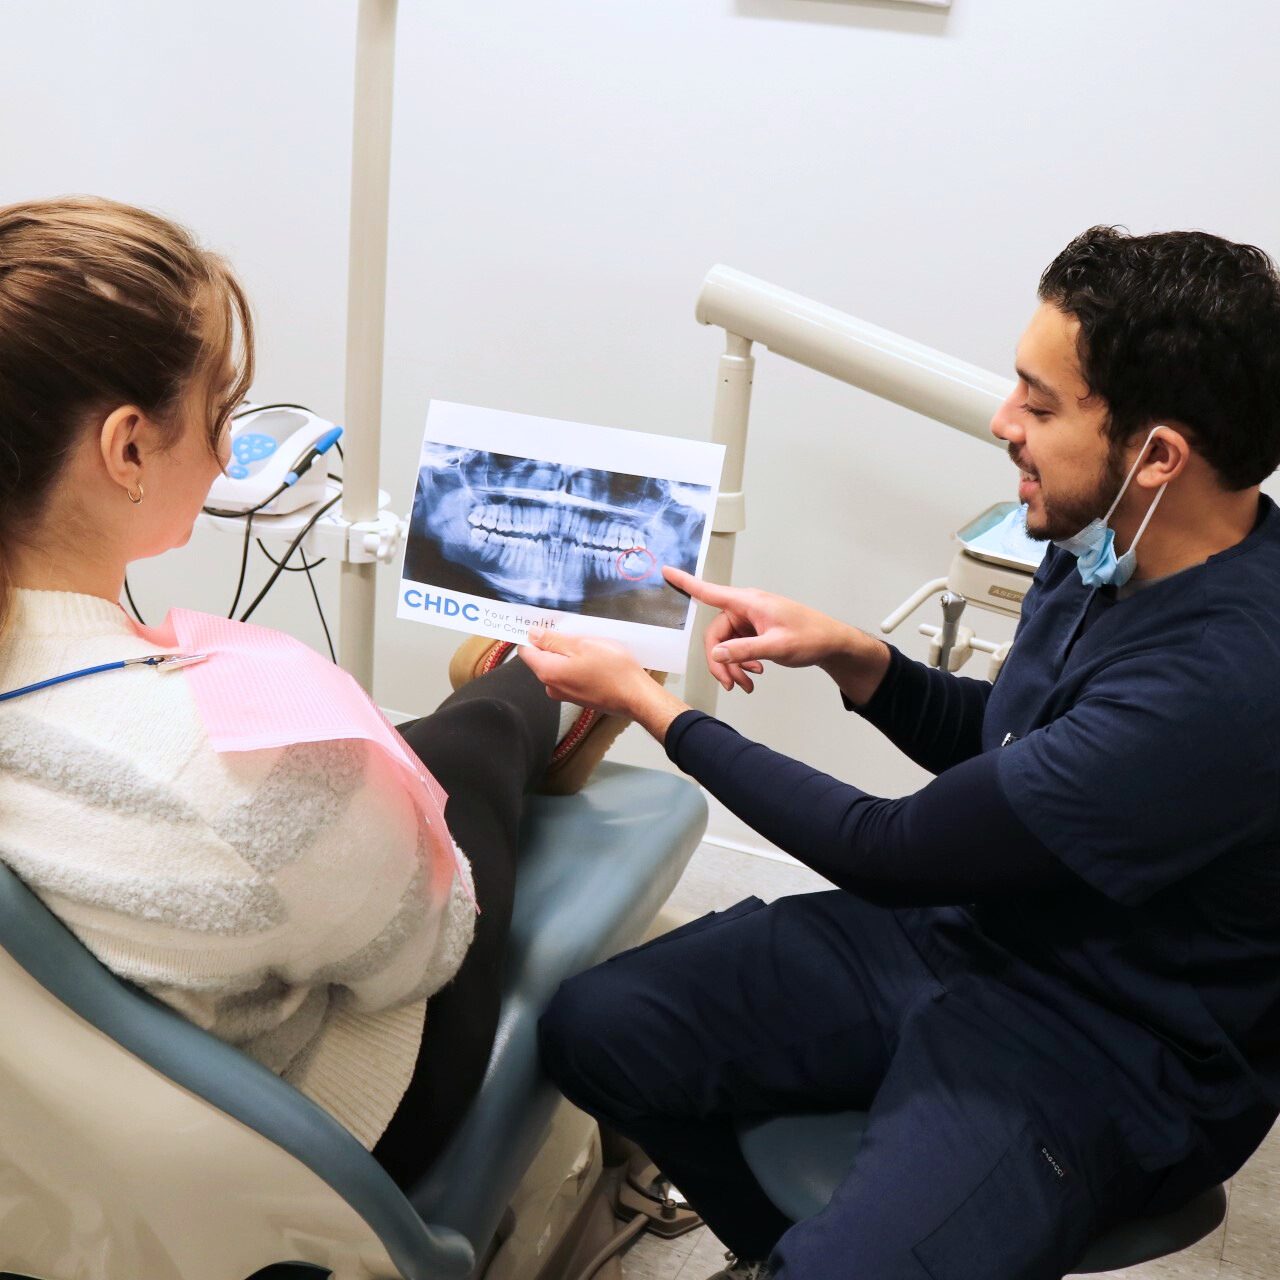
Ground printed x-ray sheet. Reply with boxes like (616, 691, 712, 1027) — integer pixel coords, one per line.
(398, 401, 724, 672)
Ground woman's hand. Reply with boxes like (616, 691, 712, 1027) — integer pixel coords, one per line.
(520, 630, 692, 744)
(662, 565, 857, 693)
(518, 629, 654, 718)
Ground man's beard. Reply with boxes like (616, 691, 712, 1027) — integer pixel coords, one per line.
(1024, 444, 1127, 542)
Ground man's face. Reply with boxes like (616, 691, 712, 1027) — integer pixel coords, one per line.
(990, 303, 1125, 541)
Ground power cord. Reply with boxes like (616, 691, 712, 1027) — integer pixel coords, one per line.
(122, 404, 346, 657)
(568, 1215, 647, 1280)
(231, 401, 314, 419)
(302, 557, 336, 662)
(226, 511, 256, 619)
(255, 539, 326, 573)
(255, 538, 334, 661)
(123, 576, 147, 626)
(237, 492, 344, 627)
(204, 402, 343, 647)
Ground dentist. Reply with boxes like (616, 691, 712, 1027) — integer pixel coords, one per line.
(526, 227, 1280, 1280)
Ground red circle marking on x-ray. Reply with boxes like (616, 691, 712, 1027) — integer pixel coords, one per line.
(616, 546, 656, 581)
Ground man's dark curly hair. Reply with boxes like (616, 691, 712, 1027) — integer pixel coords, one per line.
(1038, 226, 1280, 490)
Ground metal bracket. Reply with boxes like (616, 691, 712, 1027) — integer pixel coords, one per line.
(343, 508, 408, 565)
(713, 490, 746, 534)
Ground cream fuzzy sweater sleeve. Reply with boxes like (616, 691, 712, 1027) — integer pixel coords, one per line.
(0, 588, 475, 1148)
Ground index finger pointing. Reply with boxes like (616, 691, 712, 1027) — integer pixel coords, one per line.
(662, 566, 736, 608)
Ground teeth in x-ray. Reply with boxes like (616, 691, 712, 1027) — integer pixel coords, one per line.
(466, 502, 643, 553)
(459, 499, 656, 601)
(410, 445, 708, 610)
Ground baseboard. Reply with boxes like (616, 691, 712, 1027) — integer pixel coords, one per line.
(697, 831, 804, 868)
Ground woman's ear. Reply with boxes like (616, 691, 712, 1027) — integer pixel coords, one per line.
(97, 405, 146, 491)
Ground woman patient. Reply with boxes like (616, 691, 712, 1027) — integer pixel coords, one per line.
(0, 195, 631, 1185)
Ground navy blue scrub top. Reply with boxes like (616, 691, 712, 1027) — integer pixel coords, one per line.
(925, 495, 1280, 1154)
(665, 496, 1280, 1170)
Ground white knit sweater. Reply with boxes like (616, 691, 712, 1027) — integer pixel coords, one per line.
(0, 588, 475, 1148)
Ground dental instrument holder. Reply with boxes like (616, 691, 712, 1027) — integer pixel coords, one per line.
(880, 540, 1029, 679)
(200, 480, 408, 567)
(207, 407, 344, 517)
(933, 592, 967, 674)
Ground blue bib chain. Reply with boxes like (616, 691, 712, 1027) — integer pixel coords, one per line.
(0, 652, 208, 704)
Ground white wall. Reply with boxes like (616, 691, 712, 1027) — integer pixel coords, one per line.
(4, 0, 1278, 852)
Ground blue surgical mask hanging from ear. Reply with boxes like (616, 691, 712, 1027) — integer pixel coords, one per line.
(1053, 426, 1169, 588)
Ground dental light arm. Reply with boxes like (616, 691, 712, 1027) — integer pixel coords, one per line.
(695, 266, 1012, 444)
(692, 266, 1016, 711)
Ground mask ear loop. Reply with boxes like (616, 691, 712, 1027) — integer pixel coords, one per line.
(1108, 426, 1169, 556)
(1102, 425, 1164, 525)
(1124, 480, 1169, 556)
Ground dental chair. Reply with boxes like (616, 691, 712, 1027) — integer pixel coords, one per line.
(0, 760, 707, 1280)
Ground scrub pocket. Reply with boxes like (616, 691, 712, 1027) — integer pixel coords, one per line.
(912, 1122, 1099, 1280)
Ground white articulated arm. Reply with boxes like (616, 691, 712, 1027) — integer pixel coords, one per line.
(696, 266, 1012, 447)
(690, 266, 1014, 712)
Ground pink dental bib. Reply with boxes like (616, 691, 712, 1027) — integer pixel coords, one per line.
(129, 608, 470, 907)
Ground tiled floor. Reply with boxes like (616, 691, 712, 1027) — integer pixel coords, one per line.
(618, 841, 1280, 1280)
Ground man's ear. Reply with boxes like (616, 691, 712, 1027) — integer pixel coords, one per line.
(1137, 423, 1193, 488)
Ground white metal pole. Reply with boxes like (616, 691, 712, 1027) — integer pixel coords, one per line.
(684, 333, 754, 716)
(340, 0, 398, 690)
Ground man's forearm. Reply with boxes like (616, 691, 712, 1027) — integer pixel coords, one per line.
(664, 711, 1072, 904)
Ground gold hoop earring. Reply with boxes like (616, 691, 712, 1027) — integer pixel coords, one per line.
(127, 482, 144, 505)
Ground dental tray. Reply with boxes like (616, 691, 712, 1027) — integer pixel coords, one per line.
(955, 502, 1047, 573)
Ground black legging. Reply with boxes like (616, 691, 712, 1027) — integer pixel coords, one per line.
(372, 655, 559, 1186)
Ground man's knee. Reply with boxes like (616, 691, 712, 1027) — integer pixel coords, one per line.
(539, 964, 643, 1118)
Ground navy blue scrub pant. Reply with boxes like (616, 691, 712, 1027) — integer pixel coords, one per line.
(538, 891, 1232, 1280)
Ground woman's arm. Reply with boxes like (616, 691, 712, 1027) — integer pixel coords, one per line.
(284, 749, 476, 1013)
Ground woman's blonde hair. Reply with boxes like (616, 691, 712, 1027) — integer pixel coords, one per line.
(0, 195, 254, 633)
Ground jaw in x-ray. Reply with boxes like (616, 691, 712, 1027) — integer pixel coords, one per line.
(404, 444, 710, 628)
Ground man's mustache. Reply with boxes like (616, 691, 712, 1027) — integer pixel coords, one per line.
(1009, 448, 1038, 478)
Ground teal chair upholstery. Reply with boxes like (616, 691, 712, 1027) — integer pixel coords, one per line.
(0, 761, 707, 1280)
(406, 763, 708, 1253)
(737, 1112, 1228, 1274)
